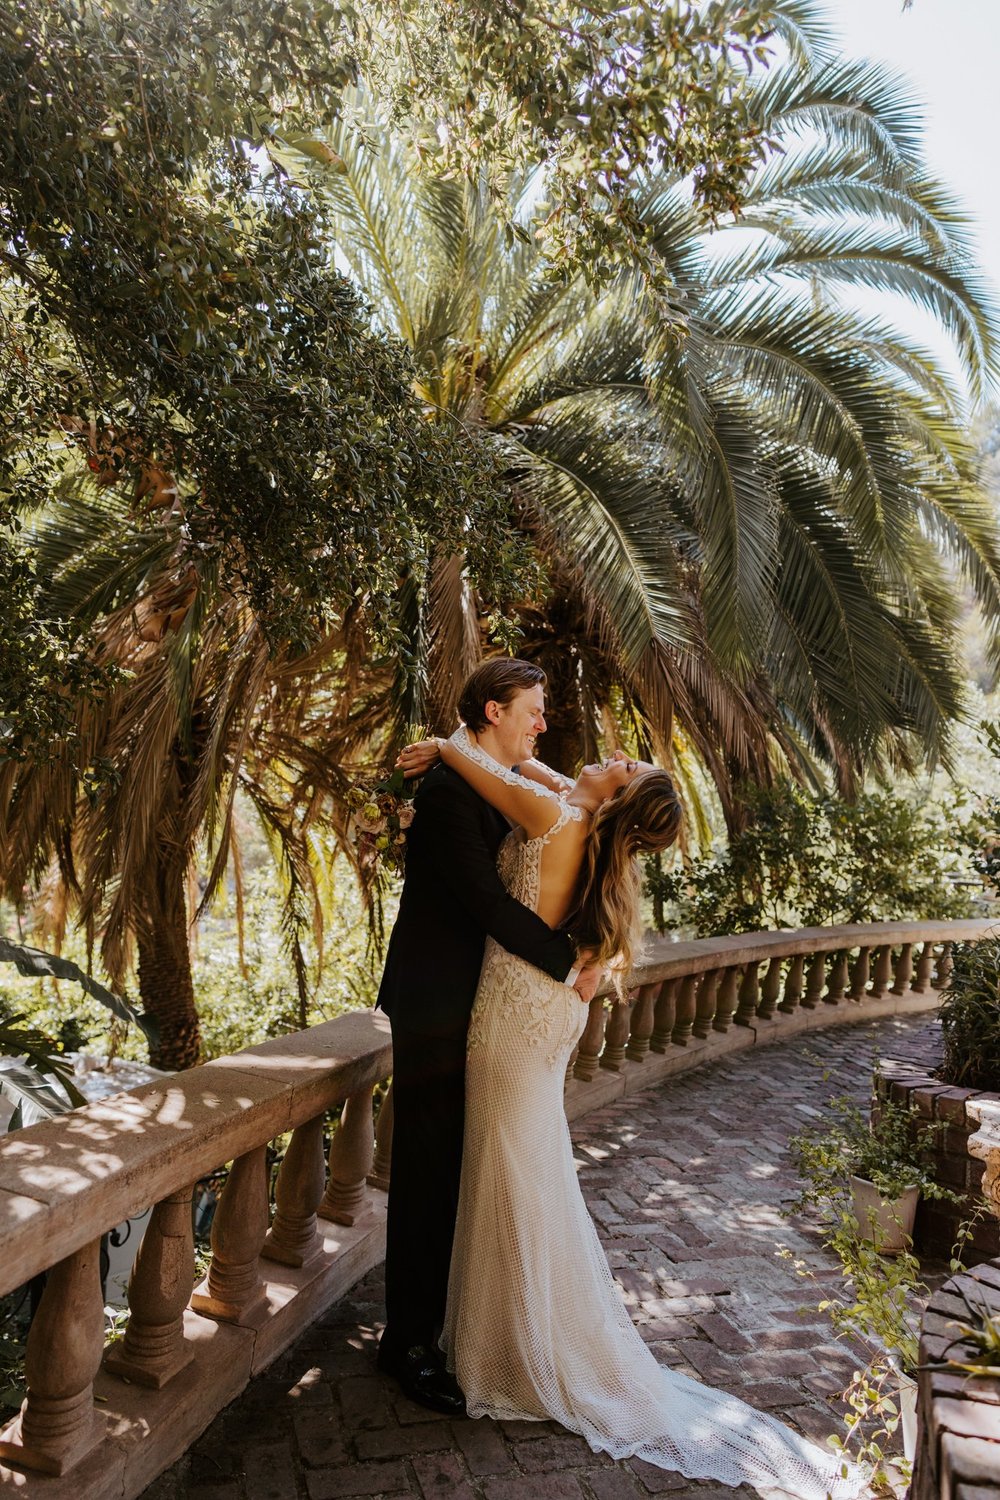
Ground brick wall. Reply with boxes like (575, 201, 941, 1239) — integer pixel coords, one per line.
(912, 1261, 1000, 1500)
(876, 1053, 999, 1265)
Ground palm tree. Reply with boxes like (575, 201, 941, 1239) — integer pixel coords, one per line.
(0, 482, 400, 1068)
(311, 12, 1000, 820)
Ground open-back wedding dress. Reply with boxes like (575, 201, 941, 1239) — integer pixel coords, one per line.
(441, 746, 864, 1500)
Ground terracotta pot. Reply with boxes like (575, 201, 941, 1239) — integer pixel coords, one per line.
(849, 1175, 920, 1255)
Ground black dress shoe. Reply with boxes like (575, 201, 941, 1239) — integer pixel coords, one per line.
(377, 1341, 466, 1416)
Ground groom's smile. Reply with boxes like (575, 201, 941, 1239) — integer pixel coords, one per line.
(484, 682, 547, 768)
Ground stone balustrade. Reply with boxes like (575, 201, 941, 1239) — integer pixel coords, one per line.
(0, 917, 995, 1499)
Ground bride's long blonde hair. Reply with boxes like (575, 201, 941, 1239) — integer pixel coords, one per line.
(566, 769, 682, 991)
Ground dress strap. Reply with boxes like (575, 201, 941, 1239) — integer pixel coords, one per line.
(448, 726, 563, 805)
(537, 799, 585, 846)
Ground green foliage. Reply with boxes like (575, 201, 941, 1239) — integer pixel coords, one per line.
(789, 1087, 952, 1208)
(938, 940, 1000, 1091)
(0, 0, 525, 758)
(645, 781, 969, 936)
(937, 1288, 1000, 1378)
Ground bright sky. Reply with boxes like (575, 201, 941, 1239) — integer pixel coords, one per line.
(829, 0, 999, 403)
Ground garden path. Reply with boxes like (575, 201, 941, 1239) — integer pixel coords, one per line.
(142, 1013, 939, 1500)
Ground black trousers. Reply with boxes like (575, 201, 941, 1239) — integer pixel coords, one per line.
(382, 1022, 467, 1354)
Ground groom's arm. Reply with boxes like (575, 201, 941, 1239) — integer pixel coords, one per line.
(415, 778, 576, 983)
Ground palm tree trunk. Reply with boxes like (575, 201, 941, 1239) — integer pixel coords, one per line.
(136, 855, 201, 1071)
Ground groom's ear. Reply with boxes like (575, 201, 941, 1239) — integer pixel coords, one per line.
(484, 698, 502, 725)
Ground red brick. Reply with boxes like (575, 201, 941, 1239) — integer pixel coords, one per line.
(356, 1421, 453, 1460)
(451, 1418, 514, 1475)
(695, 1314, 753, 1353)
(294, 1411, 349, 1468)
(305, 1460, 410, 1498)
(584, 1469, 646, 1498)
(411, 1451, 477, 1500)
(513, 1434, 602, 1472)
(339, 1375, 394, 1430)
(482, 1477, 587, 1500)
(625, 1457, 690, 1492)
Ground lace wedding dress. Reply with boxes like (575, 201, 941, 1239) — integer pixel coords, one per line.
(440, 747, 864, 1500)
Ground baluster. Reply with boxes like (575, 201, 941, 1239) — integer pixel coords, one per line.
(825, 950, 850, 1005)
(757, 957, 783, 1020)
(650, 979, 678, 1052)
(734, 961, 761, 1027)
(262, 1114, 326, 1266)
(105, 1187, 195, 1388)
(848, 947, 870, 1002)
(870, 944, 894, 998)
(933, 942, 954, 989)
(713, 967, 741, 1032)
(0, 1239, 104, 1475)
(574, 996, 608, 1080)
(890, 943, 914, 997)
(912, 941, 936, 994)
(671, 973, 698, 1046)
(192, 1146, 268, 1323)
(367, 1081, 393, 1192)
(601, 994, 633, 1071)
(692, 969, 721, 1039)
(801, 952, 827, 1009)
(778, 953, 805, 1014)
(626, 983, 661, 1062)
(319, 1088, 376, 1227)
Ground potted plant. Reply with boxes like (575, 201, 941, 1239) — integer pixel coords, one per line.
(790, 1083, 952, 1255)
(787, 1078, 963, 1480)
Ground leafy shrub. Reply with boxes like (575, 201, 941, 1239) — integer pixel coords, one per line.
(790, 1087, 952, 1209)
(646, 781, 968, 937)
(939, 940, 1000, 1091)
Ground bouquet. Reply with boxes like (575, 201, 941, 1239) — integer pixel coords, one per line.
(346, 767, 416, 877)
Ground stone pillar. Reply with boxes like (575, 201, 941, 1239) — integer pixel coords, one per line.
(778, 953, 804, 1014)
(801, 952, 826, 1009)
(933, 942, 954, 990)
(0, 1239, 105, 1475)
(890, 942, 914, 996)
(912, 940, 936, 994)
(319, 1088, 375, 1227)
(574, 996, 608, 1080)
(649, 979, 678, 1053)
(692, 969, 720, 1040)
(192, 1145, 268, 1323)
(713, 967, 740, 1032)
(848, 947, 870, 1001)
(870, 944, 894, 998)
(600, 995, 633, 1071)
(263, 1114, 327, 1265)
(825, 949, 850, 1005)
(757, 957, 783, 1020)
(734, 961, 760, 1027)
(626, 983, 661, 1062)
(105, 1187, 195, 1388)
(367, 1081, 393, 1192)
(671, 973, 698, 1046)
(967, 1100, 1000, 1224)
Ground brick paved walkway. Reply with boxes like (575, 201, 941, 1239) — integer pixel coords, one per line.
(144, 1014, 938, 1500)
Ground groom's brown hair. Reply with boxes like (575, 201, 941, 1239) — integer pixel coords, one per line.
(459, 658, 546, 733)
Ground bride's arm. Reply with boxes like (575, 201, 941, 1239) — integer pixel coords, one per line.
(437, 727, 563, 840)
(518, 758, 575, 797)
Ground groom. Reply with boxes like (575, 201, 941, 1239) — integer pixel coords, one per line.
(375, 658, 598, 1413)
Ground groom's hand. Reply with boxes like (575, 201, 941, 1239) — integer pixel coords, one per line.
(573, 962, 603, 1006)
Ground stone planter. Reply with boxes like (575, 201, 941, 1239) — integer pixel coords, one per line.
(886, 1355, 918, 1462)
(849, 1176, 919, 1255)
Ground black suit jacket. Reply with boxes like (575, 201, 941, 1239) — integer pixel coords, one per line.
(376, 763, 576, 1039)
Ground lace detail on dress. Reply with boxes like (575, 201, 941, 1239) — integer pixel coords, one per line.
(449, 726, 563, 804)
(467, 825, 582, 1071)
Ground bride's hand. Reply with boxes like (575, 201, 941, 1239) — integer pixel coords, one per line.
(396, 737, 444, 779)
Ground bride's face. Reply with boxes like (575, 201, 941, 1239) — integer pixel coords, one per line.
(577, 751, 653, 802)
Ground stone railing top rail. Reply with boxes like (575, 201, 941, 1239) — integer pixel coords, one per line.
(0, 1009, 393, 1298)
(0, 917, 994, 1298)
(630, 918, 998, 990)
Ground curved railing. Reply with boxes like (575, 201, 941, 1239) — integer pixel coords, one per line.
(0, 917, 994, 1496)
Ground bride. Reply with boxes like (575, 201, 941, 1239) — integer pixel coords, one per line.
(406, 725, 864, 1500)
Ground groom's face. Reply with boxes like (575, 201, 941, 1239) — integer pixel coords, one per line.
(487, 684, 547, 767)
